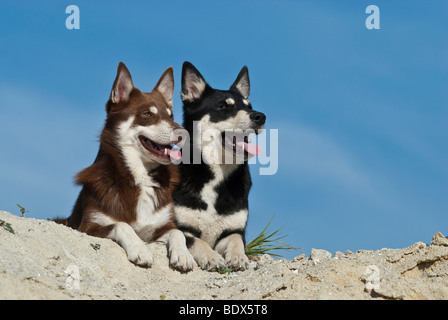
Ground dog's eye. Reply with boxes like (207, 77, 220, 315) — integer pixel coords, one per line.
(144, 112, 151, 117)
(219, 105, 229, 110)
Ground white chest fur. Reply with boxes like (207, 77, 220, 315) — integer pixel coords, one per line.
(116, 116, 172, 241)
(175, 164, 248, 246)
(131, 175, 172, 241)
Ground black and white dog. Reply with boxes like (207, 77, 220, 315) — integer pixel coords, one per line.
(173, 62, 266, 271)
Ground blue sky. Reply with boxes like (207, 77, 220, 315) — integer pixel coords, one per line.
(1, 1, 447, 258)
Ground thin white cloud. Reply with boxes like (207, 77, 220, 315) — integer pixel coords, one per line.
(275, 121, 414, 214)
(279, 123, 370, 189)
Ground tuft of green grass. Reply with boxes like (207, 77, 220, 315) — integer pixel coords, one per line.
(218, 268, 232, 275)
(245, 216, 300, 258)
(16, 204, 28, 217)
(0, 219, 15, 234)
(90, 243, 101, 251)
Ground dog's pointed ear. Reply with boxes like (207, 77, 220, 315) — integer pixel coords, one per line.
(154, 66, 174, 107)
(181, 61, 207, 102)
(230, 66, 250, 99)
(110, 62, 134, 104)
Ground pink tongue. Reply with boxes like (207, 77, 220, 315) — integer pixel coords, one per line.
(237, 142, 263, 156)
(166, 148, 182, 160)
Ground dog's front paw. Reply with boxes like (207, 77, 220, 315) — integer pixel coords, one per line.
(170, 247, 197, 271)
(196, 251, 227, 272)
(225, 252, 250, 271)
(126, 243, 154, 267)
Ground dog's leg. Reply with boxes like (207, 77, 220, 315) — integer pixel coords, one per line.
(108, 222, 154, 267)
(186, 236, 227, 271)
(83, 220, 154, 267)
(214, 233, 249, 271)
(158, 229, 196, 271)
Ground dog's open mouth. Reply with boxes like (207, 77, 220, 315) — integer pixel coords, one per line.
(139, 135, 182, 160)
(221, 131, 262, 156)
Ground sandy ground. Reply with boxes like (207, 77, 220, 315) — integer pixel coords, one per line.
(1, 210, 447, 300)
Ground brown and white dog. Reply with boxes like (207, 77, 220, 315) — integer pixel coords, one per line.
(55, 62, 196, 271)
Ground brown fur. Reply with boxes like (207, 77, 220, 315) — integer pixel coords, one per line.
(56, 63, 180, 242)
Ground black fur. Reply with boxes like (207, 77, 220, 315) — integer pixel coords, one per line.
(173, 62, 265, 270)
(214, 164, 252, 215)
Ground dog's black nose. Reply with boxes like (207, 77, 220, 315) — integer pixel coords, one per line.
(250, 111, 266, 126)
